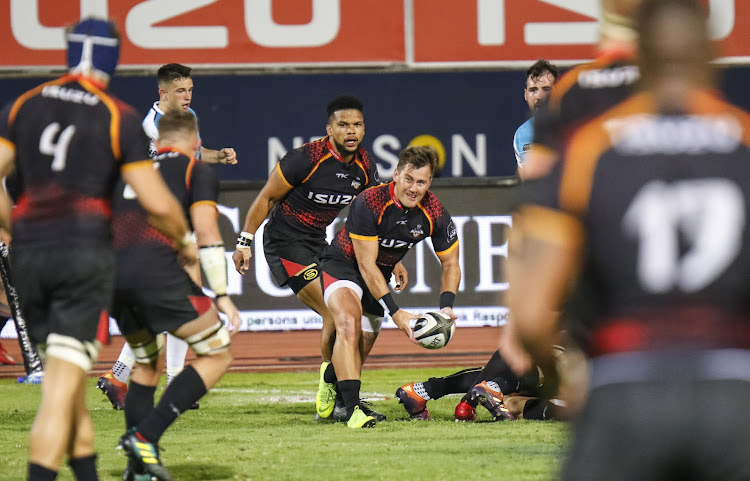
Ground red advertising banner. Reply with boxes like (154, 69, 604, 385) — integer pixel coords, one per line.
(413, 0, 750, 64)
(0, 0, 405, 68)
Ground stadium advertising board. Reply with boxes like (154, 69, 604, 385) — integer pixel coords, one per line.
(2, 0, 748, 69)
(213, 181, 515, 332)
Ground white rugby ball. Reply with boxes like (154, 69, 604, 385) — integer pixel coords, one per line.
(413, 312, 455, 349)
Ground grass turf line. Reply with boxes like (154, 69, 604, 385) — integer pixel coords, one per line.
(0, 368, 568, 481)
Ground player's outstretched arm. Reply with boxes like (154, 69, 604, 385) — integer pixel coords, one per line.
(200, 146, 238, 165)
(121, 162, 197, 265)
(232, 166, 292, 274)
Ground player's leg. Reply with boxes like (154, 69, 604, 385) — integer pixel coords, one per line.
(325, 281, 375, 428)
(96, 342, 135, 410)
(67, 377, 98, 481)
(396, 367, 482, 420)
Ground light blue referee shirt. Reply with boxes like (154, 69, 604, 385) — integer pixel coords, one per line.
(513, 117, 534, 167)
(142, 101, 201, 159)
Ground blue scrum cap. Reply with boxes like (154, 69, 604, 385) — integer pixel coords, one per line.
(66, 18, 120, 80)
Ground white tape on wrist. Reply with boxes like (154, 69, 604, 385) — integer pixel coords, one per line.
(199, 244, 228, 296)
(236, 231, 254, 249)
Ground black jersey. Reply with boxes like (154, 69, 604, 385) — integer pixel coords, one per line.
(325, 182, 458, 276)
(534, 49, 639, 155)
(0, 75, 148, 247)
(523, 90, 750, 357)
(267, 136, 379, 237)
(112, 148, 219, 288)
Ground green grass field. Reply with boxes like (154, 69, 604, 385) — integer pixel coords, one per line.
(0, 368, 568, 481)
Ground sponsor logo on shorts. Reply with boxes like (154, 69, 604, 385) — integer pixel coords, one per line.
(303, 268, 318, 281)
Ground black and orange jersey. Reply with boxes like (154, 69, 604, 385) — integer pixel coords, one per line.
(112, 148, 218, 288)
(267, 136, 379, 237)
(522, 89, 750, 356)
(533, 49, 639, 156)
(0, 75, 149, 248)
(325, 182, 458, 276)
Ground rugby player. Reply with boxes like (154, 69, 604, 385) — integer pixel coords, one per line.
(321, 146, 460, 428)
(0, 18, 195, 481)
(511, 1, 750, 479)
(514, 59, 558, 173)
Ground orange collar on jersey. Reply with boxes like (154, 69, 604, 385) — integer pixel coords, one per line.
(326, 136, 359, 164)
(389, 181, 403, 209)
(62, 73, 107, 91)
(156, 147, 196, 162)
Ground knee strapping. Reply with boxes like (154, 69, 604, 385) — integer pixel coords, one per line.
(185, 321, 230, 356)
(44, 333, 100, 371)
(129, 333, 165, 365)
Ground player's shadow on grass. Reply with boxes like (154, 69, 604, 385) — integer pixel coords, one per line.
(108, 463, 234, 480)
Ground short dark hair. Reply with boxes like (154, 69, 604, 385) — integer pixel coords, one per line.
(157, 63, 192, 86)
(525, 59, 559, 87)
(327, 96, 364, 122)
(396, 146, 439, 176)
(157, 109, 198, 140)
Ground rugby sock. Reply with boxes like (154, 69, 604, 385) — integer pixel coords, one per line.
(337, 379, 361, 419)
(68, 454, 97, 481)
(323, 362, 337, 384)
(165, 334, 189, 385)
(412, 382, 430, 400)
(27, 463, 57, 481)
(425, 367, 482, 400)
(523, 398, 555, 420)
(125, 382, 156, 430)
(112, 343, 135, 384)
(137, 365, 206, 444)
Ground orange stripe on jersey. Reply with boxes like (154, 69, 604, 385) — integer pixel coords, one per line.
(8, 77, 70, 124)
(415, 203, 434, 236)
(275, 162, 293, 189)
(353, 157, 369, 187)
(121, 160, 153, 173)
(350, 233, 378, 241)
(79, 78, 121, 159)
(185, 157, 196, 190)
(302, 152, 333, 184)
(549, 50, 636, 111)
(435, 240, 459, 257)
(377, 200, 395, 225)
(560, 92, 655, 214)
(0, 137, 14, 152)
(687, 89, 750, 148)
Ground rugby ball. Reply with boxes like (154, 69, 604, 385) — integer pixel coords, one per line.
(413, 312, 455, 350)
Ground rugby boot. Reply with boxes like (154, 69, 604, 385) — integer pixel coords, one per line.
(346, 405, 376, 429)
(395, 383, 431, 420)
(454, 400, 477, 422)
(315, 361, 336, 419)
(0, 341, 15, 365)
(97, 370, 127, 410)
(118, 428, 172, 481)
(122, 459, 152, 481)
(470, 381, 515, 421)
(329, 398, 347, 423)
(359, 400, 387, 422)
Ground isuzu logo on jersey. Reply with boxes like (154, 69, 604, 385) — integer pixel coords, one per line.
(306, 192, 355, 205)
(380, 239, 416, 249)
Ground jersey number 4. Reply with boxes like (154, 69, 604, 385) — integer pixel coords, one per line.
(623, 179, 745, 294)
(39, 122, 76, 172)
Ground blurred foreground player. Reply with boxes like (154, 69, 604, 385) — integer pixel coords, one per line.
(0, 18, 195, 481)
(112, 110, 239, 481)
(510, 1, 750, 479)
(321, 146, 460, 428)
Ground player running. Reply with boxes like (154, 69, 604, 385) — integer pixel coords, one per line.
(112, 109, 239, 481)
(231, 96, 403, 421)
(321, 146, 460, 428)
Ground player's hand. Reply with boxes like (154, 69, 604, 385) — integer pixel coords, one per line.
(232, 246, 253, 275)
(215, 296, 241, 336)
(440, 306, 457, 320)
(392, 310, 417, 344)
(177, 242, 199, 267)
(218, 148, 238, 165)
(392, 262, 408, 291)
